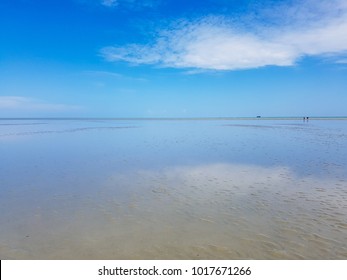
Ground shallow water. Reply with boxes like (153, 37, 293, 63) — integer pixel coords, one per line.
(0, 119, 347, 259)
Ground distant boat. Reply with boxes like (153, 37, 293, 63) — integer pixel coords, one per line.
(256, 116, 261, 118)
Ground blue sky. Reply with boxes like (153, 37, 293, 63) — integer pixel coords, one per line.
(1, 0, 347, 117)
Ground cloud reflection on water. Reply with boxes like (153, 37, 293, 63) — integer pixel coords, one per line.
(1, 162, 347, 259)
(98, 162, 347, 259)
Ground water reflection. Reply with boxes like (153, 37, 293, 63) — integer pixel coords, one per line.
(0, 119, 347, 259)
(1, 163, 346, 259)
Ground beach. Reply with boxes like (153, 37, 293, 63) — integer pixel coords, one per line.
(0, 118, 346, 259)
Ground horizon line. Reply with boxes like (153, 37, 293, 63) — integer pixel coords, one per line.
(1, 116, 347, 120)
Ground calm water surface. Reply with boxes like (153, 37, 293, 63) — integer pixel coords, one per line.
(0, 119, 347, 259)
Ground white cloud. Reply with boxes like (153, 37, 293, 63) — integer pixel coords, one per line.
(101, 0, 347, 70)
(0, 96, 81, 112)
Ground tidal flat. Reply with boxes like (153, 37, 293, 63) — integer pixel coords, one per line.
(0, 118, 346, 259)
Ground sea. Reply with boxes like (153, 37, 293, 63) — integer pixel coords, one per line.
(0, 117, 346, 259)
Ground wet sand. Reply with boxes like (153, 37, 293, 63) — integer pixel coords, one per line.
(0, 119, 346, 259)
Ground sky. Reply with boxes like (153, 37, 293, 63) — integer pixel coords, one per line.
(1, 0, 347, 117)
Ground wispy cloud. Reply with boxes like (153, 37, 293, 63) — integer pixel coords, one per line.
(99, 0, 159, 9)
(335, 58, 347, 64)
(101, 0, 347, 71)
(0, 96, 81, 112)
(83, 70, 124, 78)
(83, 70, 148, 81)
(101, 0, 118, 7)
